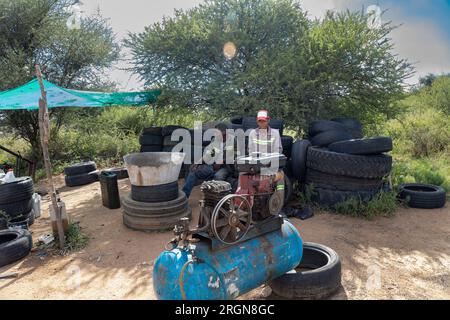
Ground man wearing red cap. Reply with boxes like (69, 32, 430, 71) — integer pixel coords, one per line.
(248, 110, 282, 155)
(248, 110, 285, 201)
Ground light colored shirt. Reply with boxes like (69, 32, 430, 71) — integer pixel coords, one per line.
(248, 127, 282, 155)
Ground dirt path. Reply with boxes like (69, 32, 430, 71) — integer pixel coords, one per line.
(1, 175, 449, 300)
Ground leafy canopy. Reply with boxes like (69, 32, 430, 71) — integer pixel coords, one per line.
(126, 0, 414, 130)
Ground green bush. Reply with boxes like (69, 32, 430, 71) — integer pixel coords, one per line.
(297, 184, 399, 220)
(392, 157, 450, 192)
(383, 108, 450, 158)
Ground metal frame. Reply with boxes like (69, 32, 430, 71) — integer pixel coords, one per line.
(0, 144, 36, 180)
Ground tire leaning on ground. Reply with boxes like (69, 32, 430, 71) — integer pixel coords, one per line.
(131, 181, 179, 203)
(64, 161, 97, 176)
(305, 169, 384, 192)
(307, 147, 392, 179)
(398, 183, 447, 209)
(310, 130, 353, 147)
(0, 229, 33, 268)
(65, 170, 100, 187)
(0, 177, 34, 204)
(328, 137, 393, 155)
(269, 242, 341, 299)
(291, 140, 311, 182)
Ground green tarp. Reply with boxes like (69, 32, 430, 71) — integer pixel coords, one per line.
(0, 79, 161, 110)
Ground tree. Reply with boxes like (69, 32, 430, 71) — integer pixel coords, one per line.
(425, 76, 450, 115)
(0, 0, 119, 161)
(126, 0, 414, 131)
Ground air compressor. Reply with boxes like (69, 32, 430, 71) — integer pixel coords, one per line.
(152, 153, 303, 300)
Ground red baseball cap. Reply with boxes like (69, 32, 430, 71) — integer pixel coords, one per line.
(257, 110, 270, 121)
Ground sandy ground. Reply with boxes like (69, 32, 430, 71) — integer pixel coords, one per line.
(0, 175, 449, 300)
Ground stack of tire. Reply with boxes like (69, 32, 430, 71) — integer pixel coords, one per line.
(307, 118, 363, 148)
(122, 183, 191, 232)
(139, 127, 163, 153)
(0, 177, 36, 230)
(64, 161, 99, 187)
(305, 132, 392, 209)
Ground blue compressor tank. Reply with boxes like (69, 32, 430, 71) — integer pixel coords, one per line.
(153, 219, 303, 300)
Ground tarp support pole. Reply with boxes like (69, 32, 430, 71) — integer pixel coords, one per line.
(35, 65, 65, 249)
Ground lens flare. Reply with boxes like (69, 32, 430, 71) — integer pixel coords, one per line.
(223, 42, 237, 60)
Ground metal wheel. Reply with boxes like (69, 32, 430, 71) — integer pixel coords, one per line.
(211, 194, 252, 245)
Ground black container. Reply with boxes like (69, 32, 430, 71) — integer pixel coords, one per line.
(99, 172, 121, 209)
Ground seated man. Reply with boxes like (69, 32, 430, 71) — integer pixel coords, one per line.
(182, 122, 237, 198)
(248, 109, 284, 199)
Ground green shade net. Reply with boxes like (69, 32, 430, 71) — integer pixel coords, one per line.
(0, 79, 161, 110)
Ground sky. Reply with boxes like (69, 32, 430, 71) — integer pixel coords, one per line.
(78, 0, 450, 90)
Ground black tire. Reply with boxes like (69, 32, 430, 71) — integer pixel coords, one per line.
(398, 184, 447, 209)
(242, 117, 284, 136)
(291, 140, 311, 182)
(283, 160, 293, 179)
(310, 130, 353, 147)
(231, 123, 244, 130)
(142, 127, 162, 135)
(0, 177, 34, 204)
(163, 135, 182, 147)
(308, 120, 347, 137)
(131, 181, 179, 203)
(284, 175, 293, 204)
(307, 147, 392, 179)
(139, 134, 163, 146)
(329, 137, 393, 155)
(140, 145, 163, 153)
(7, 215, 30, 230)
(101, 168, 128, 180)
(162, 125, 188, 137)
(311, 187, 379, 207)
(123, 207, 192, 232)
(65, 170, 99, 187)
(330, 118, 363, 139)
(230, 117, 243, 125)
(0, 198, 33, 218)
(64, 161, 96, 176)
(0, 229, 32, 268)
(269, 242, 341, 299)
(306, 169, 384, 192)
(281, 136, 294, 158)
(331, 118, 362, 130)
(122, 191, 188, 216)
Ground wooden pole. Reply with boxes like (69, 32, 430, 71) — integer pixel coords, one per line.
(35, 65, 65, 249)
